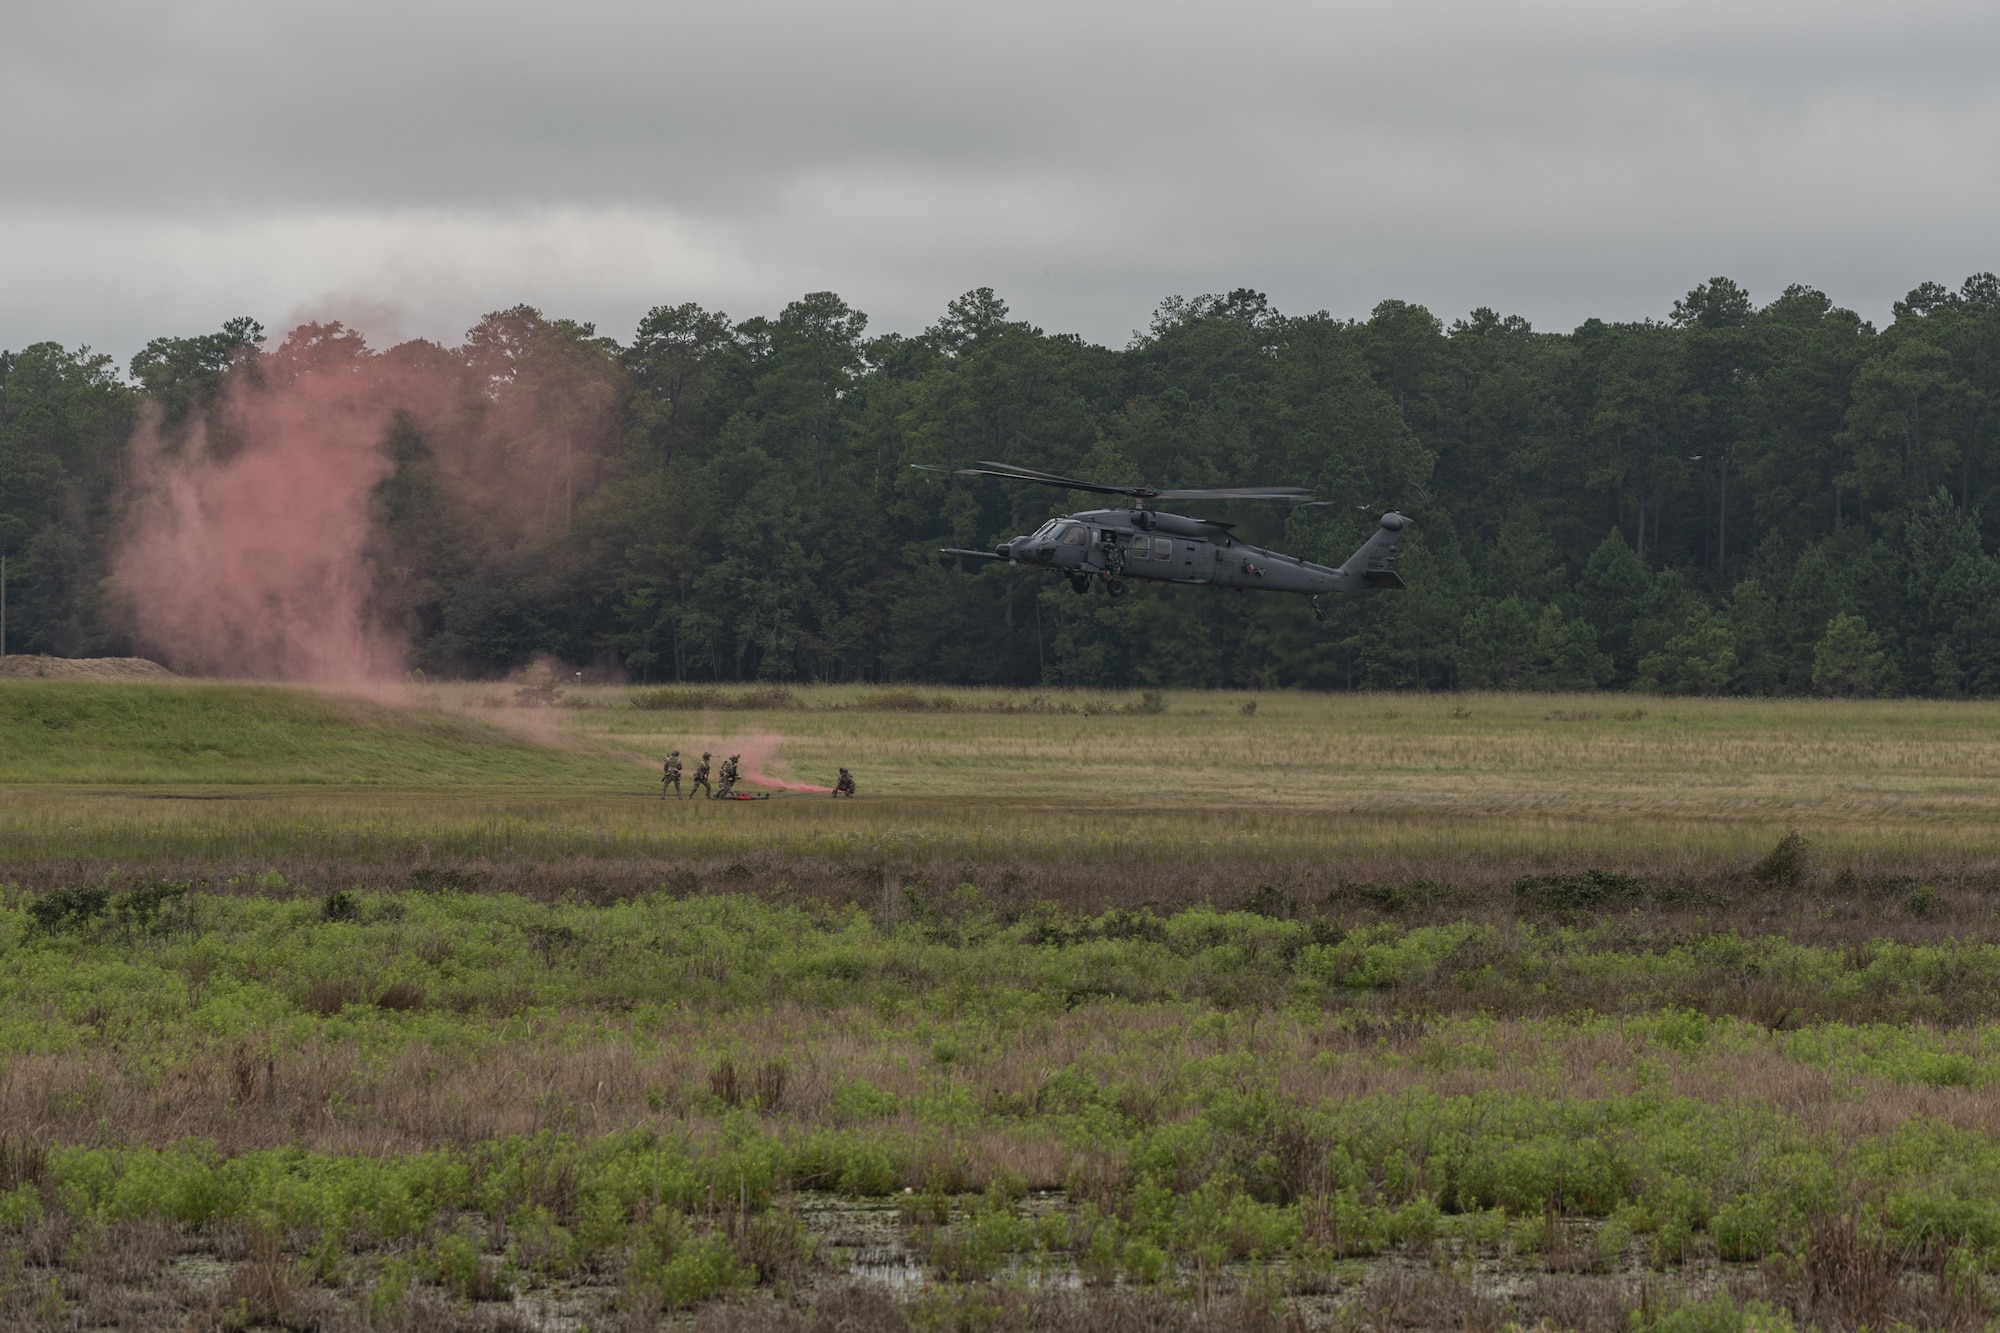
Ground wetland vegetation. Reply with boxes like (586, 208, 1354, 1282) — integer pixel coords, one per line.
(9, 681, 2000, 1328)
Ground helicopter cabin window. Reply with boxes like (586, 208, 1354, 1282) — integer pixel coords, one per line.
(1154, 539, 1173, 559)
(1058, 523, 1088, 546)
(1129, 535, 1151, 558)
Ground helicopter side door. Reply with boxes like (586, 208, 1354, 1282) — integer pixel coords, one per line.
(1144, 535, 1199, 583)
(1125, 533, 1166, 578)
(1165, 537, 1207, 583)
(1048, 522, 1090, 570)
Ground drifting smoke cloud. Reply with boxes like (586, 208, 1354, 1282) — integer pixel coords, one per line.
(111, 317, 618, 681)
(734, 733, 832, 793)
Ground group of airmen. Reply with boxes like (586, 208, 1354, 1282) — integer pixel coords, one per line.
(660, 750, 855, 799)
(658, 750, 727, 799)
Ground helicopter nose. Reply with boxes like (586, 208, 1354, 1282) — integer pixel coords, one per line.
(996, 540, 1016, 560)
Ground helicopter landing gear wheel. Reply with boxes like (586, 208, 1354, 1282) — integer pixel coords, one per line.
(1068, 575, 1091, 595)
(1310, 596, 1327, 623)
(1106, 579, 1127, 598)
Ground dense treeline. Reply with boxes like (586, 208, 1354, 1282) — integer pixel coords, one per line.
(2, 276, 1999, 693)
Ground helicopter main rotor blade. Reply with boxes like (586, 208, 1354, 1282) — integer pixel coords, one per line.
(916, 462, 1317, 504)
(913, 462, 1142, 498)
(968, 461, 1118, 487)
(978, 464, 1315, 504)
(962, 461, 1148, 496)
(1151, 486, 1316, 502)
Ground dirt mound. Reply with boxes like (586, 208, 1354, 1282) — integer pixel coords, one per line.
(0, 655, 177, 681)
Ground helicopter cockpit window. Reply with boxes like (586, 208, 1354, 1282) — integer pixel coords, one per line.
(1058, 524, 1088, 546)
(1030, 521, 1059, 541)
(1154, 539, 1173, 559)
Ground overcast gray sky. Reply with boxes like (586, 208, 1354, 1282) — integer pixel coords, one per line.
(3, 0, 1997, 364)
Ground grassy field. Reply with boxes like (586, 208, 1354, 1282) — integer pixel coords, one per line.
(0, 681, 635, 787)
(8, 680, 2000, 1329)
(10, 681, 2000, 868)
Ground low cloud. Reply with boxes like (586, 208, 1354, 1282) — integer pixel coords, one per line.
(3, 0, 1998, 354)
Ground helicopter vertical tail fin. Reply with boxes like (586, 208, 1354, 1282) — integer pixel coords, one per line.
(1340, 512, 1410, 589)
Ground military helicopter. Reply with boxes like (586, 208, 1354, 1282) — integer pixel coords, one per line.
(918, 461, 1410, 621)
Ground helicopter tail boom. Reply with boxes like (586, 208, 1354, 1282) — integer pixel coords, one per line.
(1330, 512, 1410, 591)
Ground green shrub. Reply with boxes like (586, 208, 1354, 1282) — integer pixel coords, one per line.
(655, 1235, 746, 1309)
(428, 1232, 508, 1300)
(1121, 1238, 1169, 1283)
(1652, 1216, 1697, 1267)
(1649, 1009, 1712, 1053)
(631, 687, 721, 710)
(1713, 1193, 1780, 1261)
(635, 687, 797, 711)
(825, 1081, 900, 1123)
(856, 689, 930, 712)
(0, 1183, 43, 1227)
(27, 886, 107, 936)
(406, 867, 484, 893)
(925, 1206, 1029, 1281)
(111, 879, 189, 933)
(1632, 1294, 1799, 1332)
(734, 689, 798, 710)
(1752, 831, 1808, 887)
(1309, 1189, 1386, 1256)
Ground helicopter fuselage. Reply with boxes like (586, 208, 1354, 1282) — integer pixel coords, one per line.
(984, 508, 1408, 596)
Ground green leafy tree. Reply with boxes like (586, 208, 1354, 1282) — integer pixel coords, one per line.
(625, 303, 733, 468)
(1572, 530, 1652, 683)
(0, 341, 134, 653)
(14, 273, 2000, 692)
(1811, 613, 1890, 697)
(127, 316, 262, 430)
(1637, 610, 1738, 695)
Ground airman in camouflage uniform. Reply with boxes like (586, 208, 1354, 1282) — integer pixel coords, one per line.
(716, 754, 741, 798)
(689, 752, 712, 800)
(661, 750, 682, 799)
(833, 767, 856, 798)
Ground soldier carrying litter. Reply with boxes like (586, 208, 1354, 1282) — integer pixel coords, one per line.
(715, 753, 741, 798)
(688, 752, 712, 800)
(661, 750, 682, 799)
(832, 767, 856, 798)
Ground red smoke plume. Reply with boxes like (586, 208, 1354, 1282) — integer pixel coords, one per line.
(115, 326, 424, 679)
(111, 316, 619, 681)
(734, 733, 833, 792)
